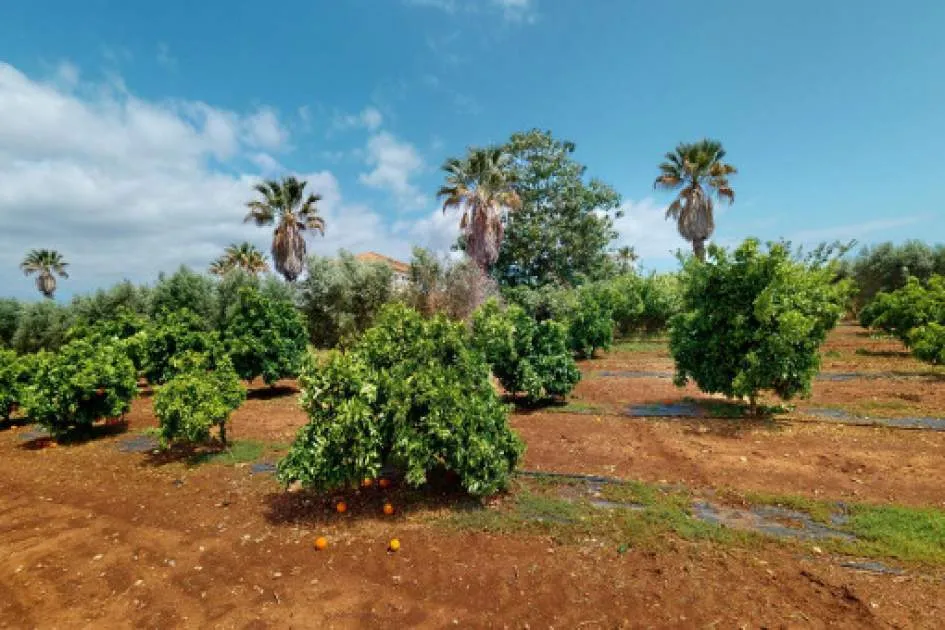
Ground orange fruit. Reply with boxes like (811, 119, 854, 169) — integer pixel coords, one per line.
(314, 536, 328, 550)
(378, 478, 391, 489)
(388, 538, 401, 552)
(383, 503, 395, 516)
(336, 501, 347, 514)
(362, 478, 374, 488)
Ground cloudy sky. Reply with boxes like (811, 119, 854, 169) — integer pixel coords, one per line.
(1, 0, 943, 299)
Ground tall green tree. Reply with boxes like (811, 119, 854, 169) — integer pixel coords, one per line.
(438, 147, 521, 272)
(244, 176, 325, 282)
(209, 242, 270, 276)
(654, 139, 737, 262)
(494, 130, 622, 287)
(20, 249, 69, 298)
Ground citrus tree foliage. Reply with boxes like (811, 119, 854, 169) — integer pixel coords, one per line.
(638, 273, 683, 333)
(278, 304, 523, 496)
(472, 299, 580, 403)
(860, 275, 945, 365)
(909, 323, 945, 364)
(213, 269, 297, 330)
(0, 349, 20, 420)
(494, 129, 622, 287)
(67, 307, 150, 372)
(21, 339, 138, 437)
(859, 276, 945, 341)
(141, 309, 222, 384)
(153, 353, 246, 446)
(670, 239, 849, 411)
(297, 251, 394, 347)
(504, 284, 614, 358)
(222, 287, 308, 384)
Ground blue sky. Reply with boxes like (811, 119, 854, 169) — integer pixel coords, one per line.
(1, 0, 943, 298)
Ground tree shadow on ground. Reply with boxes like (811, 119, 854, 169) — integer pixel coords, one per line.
(246, 385, 299, 401)
(18, 419, 129, 450)
(262, 468, 486, 527)
(0, 416, 32, 432)
(139, 439, 227, 467)
(501, 393, 568, 411)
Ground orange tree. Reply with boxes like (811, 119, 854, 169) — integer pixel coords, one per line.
(670, 239, 849, 414)
(278, 304, 522, 496)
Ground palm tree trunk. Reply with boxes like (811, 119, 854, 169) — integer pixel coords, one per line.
(692, 239, 707, 262)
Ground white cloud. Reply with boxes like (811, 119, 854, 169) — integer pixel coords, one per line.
(396, 205, 462, 253)
(0, 62, 424, 298)
(611, 198, 687, 268)
(243, 106, 287, 151)
(359, 131, 426, 209)
(405, 0, 536, 22)
(333, 106, 384, 132)
(787, 217, 922, 244)
(491, 0, 536, 22)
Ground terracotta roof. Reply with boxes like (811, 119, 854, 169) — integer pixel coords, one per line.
(355, 251, 410, 275)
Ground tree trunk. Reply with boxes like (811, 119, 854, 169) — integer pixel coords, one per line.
(219, 421, 227, 446)
(692, 239, 707, 262)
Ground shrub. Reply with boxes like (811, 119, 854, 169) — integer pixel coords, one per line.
(223, 287, 308, 385)
(0, 298, 21, 349)
(670, 239, 849, 413)
(298, 251, 394, 347)
(845, 241, 945, 309)
(141, 310, 222, 384)
(70, 280, 151, 326)
(148, 266, 216, 322)
(11, 301, 74, 354)
(404, 248, 497, 321)
(153, 354, 246, 446)
(472, 299, 580, 403)
(278, 304, 522, 496)
(21, 339, 138, 437)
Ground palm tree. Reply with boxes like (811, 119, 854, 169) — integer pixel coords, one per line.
(21, 249, 69, 299)
(654, 139, 737, 261)
(437, 147, 521, 272)
(244, 176, 325, 282)
(209, 242, 270, 276)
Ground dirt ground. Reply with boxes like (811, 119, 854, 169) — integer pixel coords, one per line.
(2, 323, 945, 628)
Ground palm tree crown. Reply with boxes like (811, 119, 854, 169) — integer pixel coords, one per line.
(244, 176, 325, 282)
(437, 147, 521, 271)
(210, 242, 270, 276)
(654, 139, 737, 261)
(21, 249, 69, 298)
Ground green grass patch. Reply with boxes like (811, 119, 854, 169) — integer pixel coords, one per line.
(188, 439, 266, 467)
(841, 504, 945, 565)
(742, 491, 836, 524)
(546, 400, 610, 415)
(610, 338, 669, 353)
(444, 479, 755, 551)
